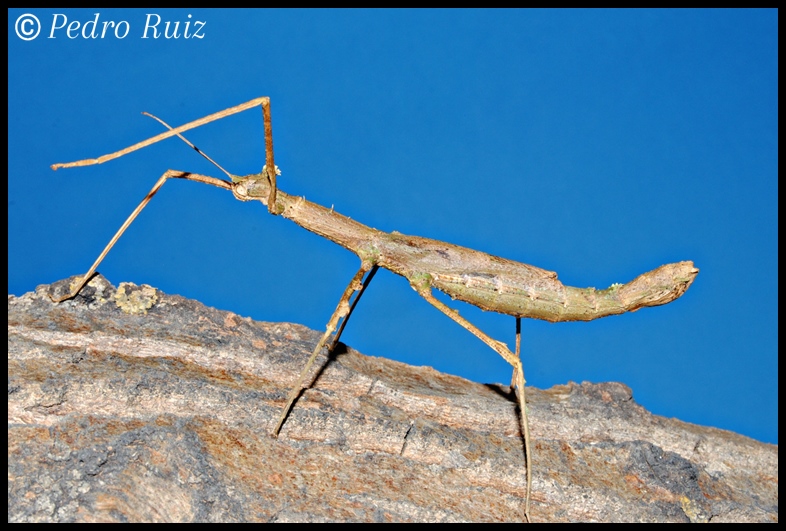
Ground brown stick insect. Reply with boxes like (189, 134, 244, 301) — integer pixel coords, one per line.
(50, 97, 699, 521)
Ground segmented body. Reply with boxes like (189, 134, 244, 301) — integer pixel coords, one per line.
(236, 173, 699, 322)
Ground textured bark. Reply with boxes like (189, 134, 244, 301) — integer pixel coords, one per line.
(8, 276, 777, 522)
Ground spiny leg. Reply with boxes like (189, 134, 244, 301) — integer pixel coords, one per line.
(413, 285, 532, 522)
(51, 170, 232, 302)
(272, 263, 378, 437)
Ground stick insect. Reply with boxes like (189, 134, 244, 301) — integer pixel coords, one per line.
(50, 97, 699, 522)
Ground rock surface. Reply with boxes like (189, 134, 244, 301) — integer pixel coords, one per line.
(8, 276, 778, 522)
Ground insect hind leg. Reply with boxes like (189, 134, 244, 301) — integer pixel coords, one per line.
(412, 285, 532, 522)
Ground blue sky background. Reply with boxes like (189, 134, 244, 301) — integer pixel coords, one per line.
(9, 9, 777, 444)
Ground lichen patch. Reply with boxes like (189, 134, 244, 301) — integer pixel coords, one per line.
(114, 282, 158, 315)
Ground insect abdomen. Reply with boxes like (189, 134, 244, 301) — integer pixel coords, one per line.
(429, 261, 698, 323)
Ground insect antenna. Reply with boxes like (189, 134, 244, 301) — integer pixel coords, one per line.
(142, 111, 234, 180)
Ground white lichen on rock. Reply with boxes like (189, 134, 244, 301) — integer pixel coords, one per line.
(114, 282, 158, 315)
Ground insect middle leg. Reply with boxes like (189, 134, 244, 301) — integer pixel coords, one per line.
(272, 263, 379, 437)
(412, 284, 532, 522)
(50, 170, 232, 303)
